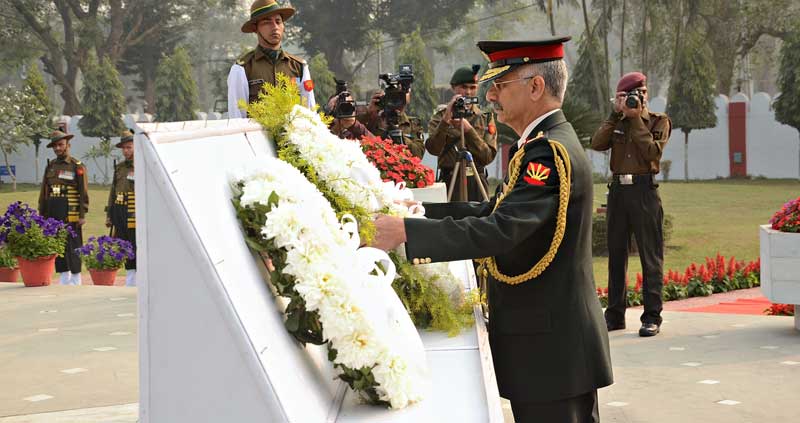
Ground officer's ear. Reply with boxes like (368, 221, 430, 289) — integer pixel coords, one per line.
(529, 75, 547, 102)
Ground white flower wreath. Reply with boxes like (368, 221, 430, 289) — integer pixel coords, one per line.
(233, 158, 430, 409)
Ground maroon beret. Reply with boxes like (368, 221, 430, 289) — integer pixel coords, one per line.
(616, 72, 647, 92)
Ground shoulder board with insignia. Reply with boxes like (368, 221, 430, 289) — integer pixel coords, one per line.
(235, 49, 256, 66)
(283, 52, 306, 65)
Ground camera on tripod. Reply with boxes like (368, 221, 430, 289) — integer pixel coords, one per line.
(332, 78, 356, 118)
(625, 89, 644, 108)
(452, 96, 479, 119)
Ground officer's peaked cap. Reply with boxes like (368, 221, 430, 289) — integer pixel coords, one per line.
(477, 36, 571, 83)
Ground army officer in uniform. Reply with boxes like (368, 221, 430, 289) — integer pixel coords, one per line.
(227, 0, 315, 118)
(39, 130, 89, 286)
(371, 38, 613, 422)
(106, 129, 137, 287)
(427, 65, 498, 201)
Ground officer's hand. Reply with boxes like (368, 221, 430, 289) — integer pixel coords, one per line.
(105, 218, 111, 228)
(367, 91, 384, 115)
(453, 117, 474, 132)
(442, 95, 460, 125)
(370, 214, 406, 251)
(78, 218, 86, 227)
(613, 92, 626, 113)
(621, 95, 643, 119)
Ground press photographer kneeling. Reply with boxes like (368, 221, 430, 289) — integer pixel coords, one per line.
(327, 79, 373, 140)
(356, 64, 425, 158)
(426, 65, 498, 202)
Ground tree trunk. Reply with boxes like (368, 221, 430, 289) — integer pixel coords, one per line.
(143, 75, 156, 115)
(670, 0, 685, 85)
(620, 0, 626, 77)
(684, 130, 690, 182)
(581, 0, 607, 115)
(602, 0, 611, 93)
(548, 0, 556, 36)
(641, 0, 648, 75)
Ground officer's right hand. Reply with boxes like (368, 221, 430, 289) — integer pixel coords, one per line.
(613, 92, 626, 113)
(105, 218, 111, 228)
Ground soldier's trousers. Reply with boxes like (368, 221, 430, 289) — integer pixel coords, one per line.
(604, 180, 664, 326)
(56, 223, 83, 274)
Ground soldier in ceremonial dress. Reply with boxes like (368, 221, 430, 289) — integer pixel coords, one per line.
(371, 38, 613, 422)
(39, 130, 89, 286)
(228, 0, 315, 118)
(106, 130, 137, 287)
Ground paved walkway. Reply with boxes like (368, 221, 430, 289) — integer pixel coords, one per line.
(1, 284, 797, 422)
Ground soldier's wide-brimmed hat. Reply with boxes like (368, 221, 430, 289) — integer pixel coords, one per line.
(477, 36, 571, 83)
(241, 0, 295, 33)
(46, 130, 74, 148)
(116, 129, 134, 148)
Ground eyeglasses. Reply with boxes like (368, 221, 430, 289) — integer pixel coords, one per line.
(490, 76, 534, 91)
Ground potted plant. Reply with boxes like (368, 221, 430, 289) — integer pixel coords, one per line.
(760, 196, 800, 330)
(75, 236, 135, 286)
(0, 246, 19, 282)
(0, 202, 73, 287)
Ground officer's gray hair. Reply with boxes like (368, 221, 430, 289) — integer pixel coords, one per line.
(517, 60, 568, 102)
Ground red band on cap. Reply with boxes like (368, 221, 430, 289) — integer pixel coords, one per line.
(488, 45, 564, 63)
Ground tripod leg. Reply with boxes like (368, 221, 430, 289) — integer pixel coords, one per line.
(469, 161, 490, 201)
(447, 162, 461, 202)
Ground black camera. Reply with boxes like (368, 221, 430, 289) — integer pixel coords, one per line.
(333, 78, 356, 118)
(452, 96, 479, 119)
(377, 64, 414, 112)
(625, 89, 644, 108)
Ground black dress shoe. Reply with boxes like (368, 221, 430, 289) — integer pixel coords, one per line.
(639, 323, 660, 337)
(606, 322, 626, 331)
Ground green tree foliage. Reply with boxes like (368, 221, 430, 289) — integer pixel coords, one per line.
(396, 30, 436, 125)
(666, 30, 717, 181)
(155, 47, 200, 122)
(308, 53, 337, 109)
(0, 85, 51, 190)
(78, 55, 126, 184)
(23, 63, 54, 137)
(774, 31, 800, 178)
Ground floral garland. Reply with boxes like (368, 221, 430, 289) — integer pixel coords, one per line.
(245, 75, 475, 335)
(231, 158, 429, 409)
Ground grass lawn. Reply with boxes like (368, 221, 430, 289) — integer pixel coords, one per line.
(592, 179, 800, 287)
(2, 180, 798, 286)
(0, 183, 124, 277)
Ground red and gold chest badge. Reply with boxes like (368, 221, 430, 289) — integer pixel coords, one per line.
(523, 162, 551, 186)
(488, 122, 496, 135)
(303, 79, 315, 92)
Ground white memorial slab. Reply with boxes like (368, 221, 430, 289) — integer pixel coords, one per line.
(135, 119, 502, 422)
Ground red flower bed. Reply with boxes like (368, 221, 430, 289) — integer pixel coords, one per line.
(597, 254, 761, 305)
(360, 134, 434, 188)
(764, 303, 795, 316)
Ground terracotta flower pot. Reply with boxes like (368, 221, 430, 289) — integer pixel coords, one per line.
(0, 267, 20, 283)
(89, 269, 118, 286)
(17, 255, 56, 287)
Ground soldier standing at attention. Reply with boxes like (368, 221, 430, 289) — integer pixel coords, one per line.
(106, 129, 137, 287)
(427, 65, 498, 201)
(591, 72, 672, 337)
(371, 38, 613, 422)
(227, 0, 315, 118)
(39, 130, 89, 286)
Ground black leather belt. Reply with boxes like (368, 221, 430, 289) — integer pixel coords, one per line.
(612, 174, 654, 185)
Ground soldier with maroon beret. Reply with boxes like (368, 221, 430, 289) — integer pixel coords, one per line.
(591, 71, 672, 337)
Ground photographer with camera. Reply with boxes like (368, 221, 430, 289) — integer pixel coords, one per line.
(427, 66, 498, 202)
(326, 79, 373, 140)
(591, 71, 672, 338)
(356, 65, 425, 158)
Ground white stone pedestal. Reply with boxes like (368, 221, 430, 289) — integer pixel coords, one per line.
(759, 225, 800, 330)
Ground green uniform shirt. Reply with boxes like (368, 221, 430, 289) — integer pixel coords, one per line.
(426, 104, 498, 170)
(356, 111, 426, 159)
(237, 47, 305, 104)
(590, 108, 672, 174)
